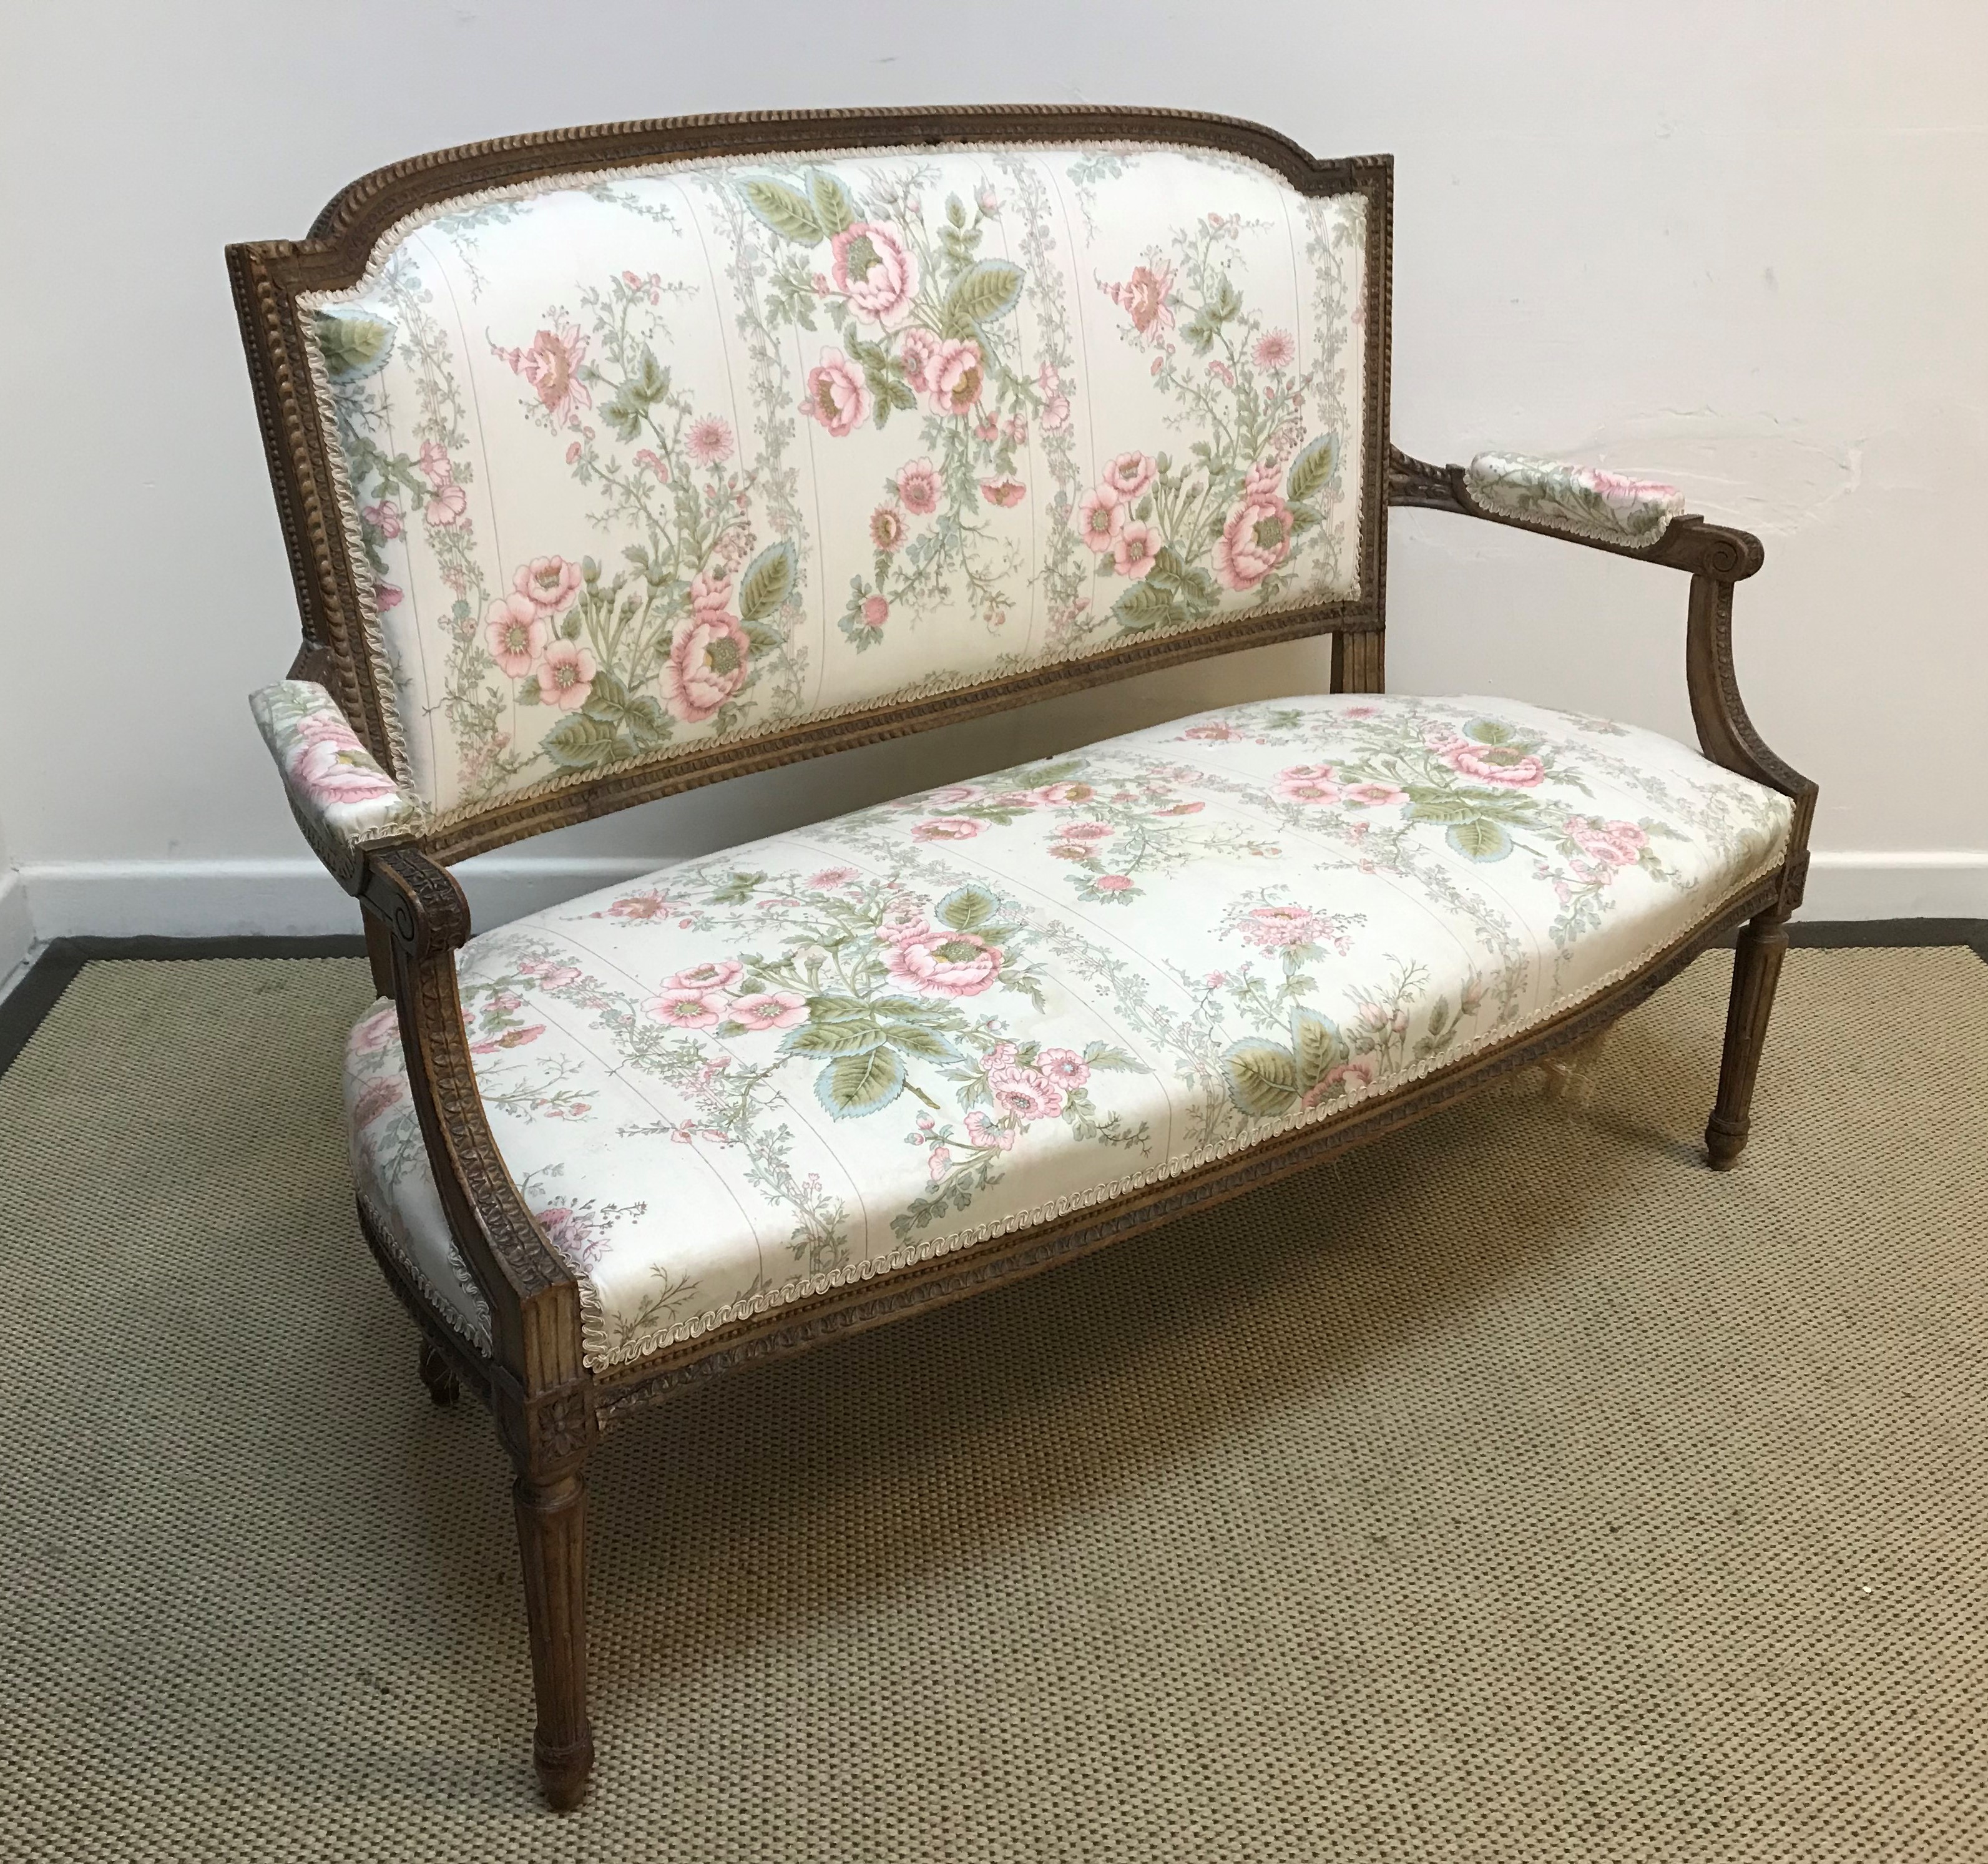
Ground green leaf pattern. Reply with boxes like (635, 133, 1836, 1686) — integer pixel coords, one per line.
(1079, 203, 1363, 644)
(343, 695, 1793, 1368)
(305, 147, 1369, 818)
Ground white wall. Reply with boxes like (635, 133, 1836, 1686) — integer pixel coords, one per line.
(3, 0, 1983, 937)
(0, 811, 29, 990)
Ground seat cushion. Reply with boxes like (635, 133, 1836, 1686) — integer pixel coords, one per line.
(346, 693, 1792, 1368)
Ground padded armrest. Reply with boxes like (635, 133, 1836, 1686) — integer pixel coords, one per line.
(249, 679, 414, 889)
(1464, 452, 1685, 549)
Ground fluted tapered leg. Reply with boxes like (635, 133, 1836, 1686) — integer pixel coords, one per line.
(514, 1471, 594, 1811)
(1706, 909, 1790, 1169)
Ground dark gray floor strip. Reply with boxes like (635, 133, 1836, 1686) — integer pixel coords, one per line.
(0, 934, 368, 1078)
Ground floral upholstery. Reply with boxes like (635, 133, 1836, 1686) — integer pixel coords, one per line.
(249, 680, 412, 880)
(1465, 453, 1685, 548)
(346, 692, 1791, 1368)
(305, 145, 1369, 826)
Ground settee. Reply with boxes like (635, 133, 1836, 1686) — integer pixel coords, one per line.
(232, 106, 1814, 1808)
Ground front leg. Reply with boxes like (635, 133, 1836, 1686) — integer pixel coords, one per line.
(513, 1461, 594, 1810)
(1705, 908, 1791, 1169)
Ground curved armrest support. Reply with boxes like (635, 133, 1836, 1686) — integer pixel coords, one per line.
(248, 679, 416, 892)
(1389, 445, 1816, 914)
(360, 846, 588, 1426)
(1682, 577, 1816, 910)
(253, 665, 590, 1439)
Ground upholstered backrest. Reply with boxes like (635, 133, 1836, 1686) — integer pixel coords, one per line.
(236, 112, 1390, 858)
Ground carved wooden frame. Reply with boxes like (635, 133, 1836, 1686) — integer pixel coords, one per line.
(230, 109, 1815, 1813)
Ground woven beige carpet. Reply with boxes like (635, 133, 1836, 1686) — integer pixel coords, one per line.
(0, 949, 1983, 1860)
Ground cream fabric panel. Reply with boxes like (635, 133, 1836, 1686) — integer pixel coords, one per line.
(306, 145, 1368, 818)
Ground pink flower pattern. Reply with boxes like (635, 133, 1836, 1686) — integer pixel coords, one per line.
(913, 817, 983, 843)
(801, 349, 869, 436)
(1565, 816, 1649, 868)
(537, 638, 597, 710)
(670, 959, 743, 991)
(924, 338, 984, 418)
(686, 416, 734, 465)
(424, 483, 468, 529)
(514, 556, 583, 616)
(1078, 486, 1124, 553)
(485, 594, 546, 679)
(661, 584, 752, 724)
(415, 441, 453, 489)
(1252, 330, 1296, 371)
(1113, 522, 1160, 579)
(894, 328, 939, 395)
(1441, 738, 1545, 788)
(896, 457, 941, 514)
(1036, 362, 1071, 432)
(830, 222, 918, 323)
(989, 1066, 1065, 1121)
(647, 988, 729, 1029)
(317, 154, 1373, 848)
(351, 1076, 406, 1127)
(730, 991, 809, 1030)
(1215, 462, 1293, 592)
(885, 928, 1004, 998)
(496, 324, 592, 427)
(336, 690, 1790, 1368)
(1276, 763, 1341, 806)
(1103, 451, 1157, 499)
(1103, 260, 1176, 339)
(291, 735, 398, 806)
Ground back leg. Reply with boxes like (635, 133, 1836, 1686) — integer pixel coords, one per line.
(1705, 908, 1790, 1169)
(418, 1335, 460, 1406)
